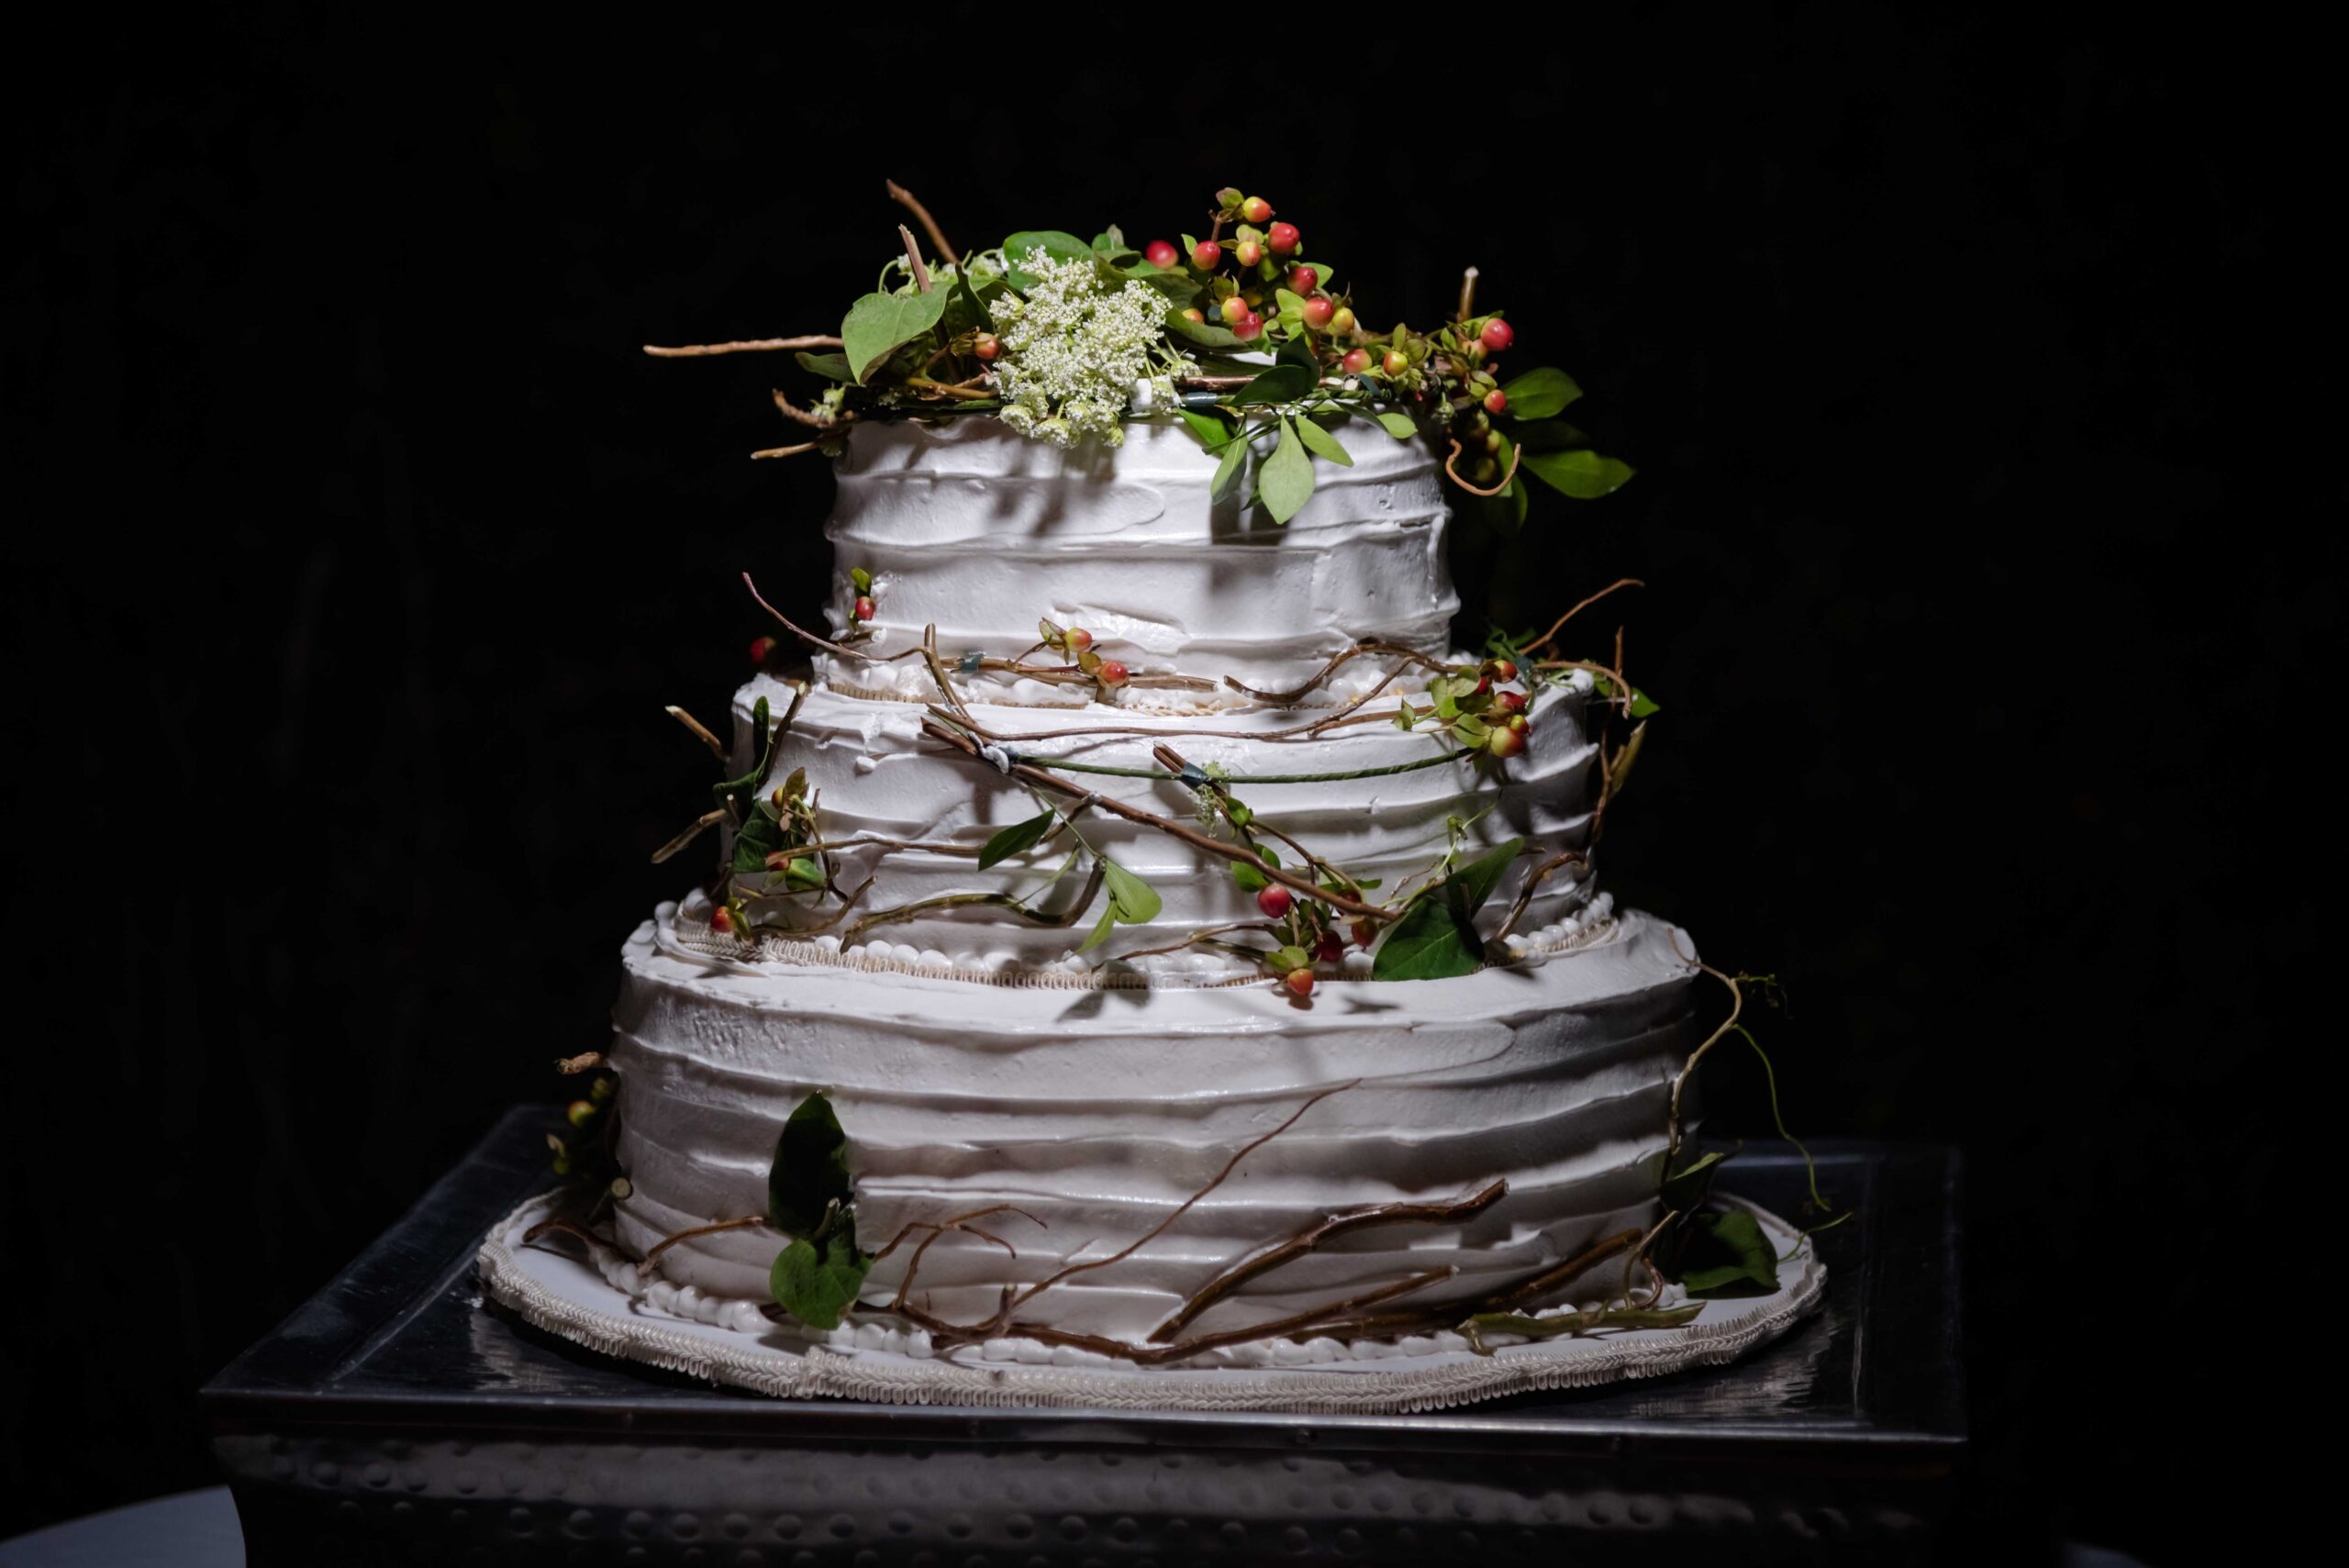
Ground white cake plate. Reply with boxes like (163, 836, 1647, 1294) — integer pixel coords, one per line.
(477, 1190, 1825, 1415)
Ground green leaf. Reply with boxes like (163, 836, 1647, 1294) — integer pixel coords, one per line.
(1291, 417, 1353, 467)
(1230, 846, 1278, 893)
(1164, 309, 1244, 350)
(1370, 838, 1524, 982)
(713, 695, 780, 812)
(768, 1219, 870, 1330)
(1267, 944, 1312, 973)
(794, 350, 853, 383)
(1660, 1149, 1729, 1214)
(1258, 418, 1316, 524)
(1511, 418, 1594, 452)
(766, 1091, 852, 1237)
(1373, 410, 1419, 439)
(1499, 367, 1584, 420)
(1629, 689, 1662, 719)
(954, 270, 995, 334)
(1209, 434, 1249, 501)
(1078, 906, 1119, 951)
(979, 811, 1056, 870)
(1102, 860, 1163, 923)
(1522, 447, 1636, 500)
(1177, 408, 1234, 450)
(841, 288, 950, 384)
(1001, 230, 1094, 289)
(849, 567, 872, 595)
(1275, 334, 1319, 375)
(731, 801, 787, 875)
(1675, 1208, 1780, 1296)
(1232, 362, 1317, 406)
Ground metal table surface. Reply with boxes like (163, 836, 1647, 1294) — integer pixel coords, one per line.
(204, 1106, 1965, 1564)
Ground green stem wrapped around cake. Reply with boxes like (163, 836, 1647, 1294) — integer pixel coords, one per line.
(507, 183, 1828, 1393)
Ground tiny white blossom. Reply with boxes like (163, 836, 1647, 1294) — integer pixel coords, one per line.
(994, 248, 1194, 448)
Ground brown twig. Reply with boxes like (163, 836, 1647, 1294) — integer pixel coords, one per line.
(1523, 577, 1644, 658)
(921, 717, 1390, 922)
(1149, 1179, 1508, 1341)
(521, 1217, 610, 1250)
(751, 441, 824, 461)
(771, 388, 845, 429)
(1224, 639, 1453, 704)
(664, 705, 729, 759)
(897, 224, 933, 292)
(637, 1215, 770, 1277)
(1445, 438, 1523, 496)
(554, 1051, 604, 1075)
(1666, 962, 1746, 1164)
(643, 335, 842, 358)
(1488, 847, 1587, 946)
(1456, 265, 1480, 321)
(885, 179, 960, 267)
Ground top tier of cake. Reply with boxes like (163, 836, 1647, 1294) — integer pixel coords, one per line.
(816, 417, 1458, 701)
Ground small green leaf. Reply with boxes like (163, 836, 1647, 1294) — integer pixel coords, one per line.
(767, 1092, 852, 1237)
(1444, 836, 1523, 923)
(1291, 417, 1354, 467)
(979, 811, 1056, 870)
(713, 695, 780, 812)
(1660, 1148, 1729, 1214)
(1001, 230, 1096, 290)
(841, 288, 950, 384)
(1078, 906, 1119, 951)
(1275, 333, 1319, 375)
(768, 1219, 870, 1330)
(1511, 418, 1594, 452)
(782, 856, 825, 892)
(954, 271, 996, 334)
(849, 567, 873, 595)
(1258, 418, 1316, 524)
(1499, 367, 1584, 420)
(1165, 309, 1243, 350)
(1177, 408, 1234, 450)
(731, 802, 787, 876)
(1629, 689, 1662, 719)
(1102, 860, 1163, 923)
(1676, 1208, 1780, 1296)
(1209, 434, 1249, 501)
(1522, 447, 1636, 500)
(1371, 838, 1524, 981)
(1266, 945, 1312, 973)
(1374, 411, 1419, 439)
(1233, 362, 1317, 406)
(794, 350, 853, 383)
(1230, 846, 1277, 893)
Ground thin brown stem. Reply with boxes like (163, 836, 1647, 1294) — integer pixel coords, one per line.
(637, 1215, 770, 1277)
(1523, 578, 1645, 658)
(643, 335, 841, 358)
(751, 441, 823, 461)
(664, 705, 729, 759)
(1149, 1180, 1507, 1341)
(745, 571, 867, 662)
(770, 388, 845, 429)
(1666, 962, 1746, 1164)
(1456, 265, 1480, 321)
(1489, 847, 1586, 945)
(885, 179, 960, 267)
(520, 1217, 608, 1250)
(1445, 438, 1522, 496)
(898, 224, 933, 292)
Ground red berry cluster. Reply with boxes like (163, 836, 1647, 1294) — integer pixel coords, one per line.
(1252, 878, 1356, 999)
(846, 566, 877, 630)
(1395, 656, 1536, 760)
(1152, 190, 1356, 350)
(1037, 617, 1129, 697)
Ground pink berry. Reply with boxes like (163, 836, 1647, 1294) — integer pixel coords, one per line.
(1487, 658, 1520, 682)
(1233, 312, 1265, 342)
(710, 906, 735, 934)
(1064, 627, 1094, 651)
(1381, 350, 1409, 376)
(1287, 265, 1319, 295)
(1097, 660, 1130, 688)
(1144, 239, 1180, 269)
(1315, 929, 1343, 963)
(973, 332, 999, 361)
(1302, 297, 1336, 328)
(1488, 726, 1527, 759)
(1266, 222, 1300, 255)
(1284, 967, 1316, 998)
(1235, 239, 1264, 268)
(1256, 884, 1293, 919)
(1341, 348, 1373, 375)
(1241, 195, 1275, 224)
(1191, 239, 1222, 270)
(1327, 306, 1357, 336)
(1483, 388, 1508, 415)
(1350, 917, 1378, 949)
(750, 635, 777, 665)
(1495, 689, 1528, 715)
(853, 595, 876, 622)
(1219, 295, 1250, 324)
(1480, 318, 1514, 352)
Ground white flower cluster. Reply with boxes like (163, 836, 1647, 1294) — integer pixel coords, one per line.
(993, 249, 1191, 449)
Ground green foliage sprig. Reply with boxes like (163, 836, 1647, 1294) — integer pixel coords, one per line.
(764, 1092, 872, 1329)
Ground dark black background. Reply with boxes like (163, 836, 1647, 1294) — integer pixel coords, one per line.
(3, 9, 2325, 1558)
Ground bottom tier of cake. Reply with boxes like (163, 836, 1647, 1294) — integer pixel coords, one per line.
(605, 903, 1703, 1350)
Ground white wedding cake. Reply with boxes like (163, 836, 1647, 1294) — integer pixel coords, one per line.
(519, 187, 1778, 1378)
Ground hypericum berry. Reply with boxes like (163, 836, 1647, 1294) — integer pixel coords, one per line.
(1327, 306, 1356, 336)
(1483, 388, 1508, 415)
(1234, 239, 1264, 268)
(1487, 725, 1528, 759)
(972, 332, 1000, 361)
(1284, 967, 1317, 998)
(1266, 221, 1301, 255)
(852, 595, 876, 623)
(710, 906, 736, 934)
(1382, 350, 1410, 376)
(1315, 929, 1344, 963)
(1480, 317, 1515, 352)
(1144, 239, 1180, 269)
(1241, 195, 1275, 224)
(1097, 660, 1130, 688)
(1063, 627, 1094, 652)
(1302, 297, 1336, 328)
(1256, 884, 1294, 920)
(567, 1098, 597, 1128)
(1233, 312, 1265, 342)
(1506, 712, 1531, 735)
(1486, 658, 1520, 682)
(1471, 672, 1493, 696)
(1351, 917, 1379, 949)
(750, 634, 777, 665)
(1219, 295, 1250, 324)
(1494, 689, 1528, 715)
(1287, 265, 1319, 295)
(1341, 347, 1374, 375)
(1191, 239, 1223, 270)
(1182, 306, 1206, 324)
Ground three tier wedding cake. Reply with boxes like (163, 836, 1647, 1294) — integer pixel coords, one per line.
(494, 184, 1812, 1395)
